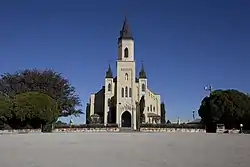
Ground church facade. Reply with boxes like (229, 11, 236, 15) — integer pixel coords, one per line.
(88, 18, 162, 130)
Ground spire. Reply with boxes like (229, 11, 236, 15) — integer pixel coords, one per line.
(118, 15, 133, 41)
(139, 61, 147, 79)
(105, 64, 113, 78)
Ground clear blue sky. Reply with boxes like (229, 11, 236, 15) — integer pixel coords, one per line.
(1, 0, 250, 123)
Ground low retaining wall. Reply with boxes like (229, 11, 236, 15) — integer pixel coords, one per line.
(53, 128, 120, 133)
(0, 129, 41, 135)
(1, 128, 206, 134)
(140, 128, 206, 133)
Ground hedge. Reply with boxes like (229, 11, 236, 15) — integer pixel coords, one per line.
(140, 123, 205, 129)
(54, 123, 205, 129)
(54, 123, 119, 129)
(0, 123, 205, 130)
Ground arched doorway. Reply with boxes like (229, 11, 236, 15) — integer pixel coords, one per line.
(121, 111, 131, 127)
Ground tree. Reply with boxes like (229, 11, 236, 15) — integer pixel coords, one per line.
(0, 69, 82, 117)
(85, 103, 91, 124)
(135, 95, 145, 131)
(166, 120, 171, 124)
(55, 120, 67, 126)
(14, 92, 59, 127)
(161, 102, 166, 124)
(198, 89, 250, 130)
(0, 95, 12, 125)
(0, 92, 59, 129)
(108, 96, 117, 124)
(139, 95, 145, 123)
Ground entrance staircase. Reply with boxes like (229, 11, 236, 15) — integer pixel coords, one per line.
(119, 127, 138, 133)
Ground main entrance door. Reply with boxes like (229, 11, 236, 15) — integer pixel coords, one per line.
(121, 111, 131, 127)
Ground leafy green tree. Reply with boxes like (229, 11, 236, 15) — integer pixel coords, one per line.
(13, 92, 59, 128)
(134, 95, 146, 131)
(108, 96, 117, 124)
(85, 103, 91, 124)
(166, 120, 171, 124)
(161, 102, 166, 124)
(0, 95, 13, 124)
(0, 69, 82, 117)
(139, 95, 145, 123)
(0, 92, 59, 129)
(55, 120, 67, 126)
(198, 89, 250, 130)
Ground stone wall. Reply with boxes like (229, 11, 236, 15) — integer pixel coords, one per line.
(0, 129, 41, 135)
(140, 128, 206, 133)
(1, 128, 207, 134)
(53, 128, 119, 133)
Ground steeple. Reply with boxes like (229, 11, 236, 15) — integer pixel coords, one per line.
(118, 16, 133, 42)
(105, 64, 113, 78)
(139, 62, 147, 79)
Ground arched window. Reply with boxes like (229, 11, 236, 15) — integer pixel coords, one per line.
(142, 84, 146, 92)
(125, 86, 128, 97)
(153, 106, 155, 112)
(150, 105, 152, 111)
(125, 73, 128, 81)
(108, 83, 111, 91)
(124, 48, 129, 58)
(121, 88, 124, 97)
(129, 88, 132, 97)
(147, 107, 149, 111)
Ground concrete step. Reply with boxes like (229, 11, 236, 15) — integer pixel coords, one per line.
(119, 127, 134, 132)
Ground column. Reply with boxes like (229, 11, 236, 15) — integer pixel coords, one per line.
(104, 107, 108, 125)
(133, 104, 137, 130)
(117, 103, 121, 127)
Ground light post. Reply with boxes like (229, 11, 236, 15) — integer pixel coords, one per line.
(240, 124, 243, 134)
(136, 102, 140, 132)
(192, 110, 196, 120)
(69, 117, 73, 128)
(204, 84, 213, 131)
(118, 103, 121, 127)
(177, 117, 180, 125)
(204, 85, 213, 95)
(130, 103, 136, 131)
(131, 104, 134, 130)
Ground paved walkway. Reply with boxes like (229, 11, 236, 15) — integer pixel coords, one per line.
(0, 132, 250, 167)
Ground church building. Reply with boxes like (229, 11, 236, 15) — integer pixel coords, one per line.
(88, 17, 162, 130)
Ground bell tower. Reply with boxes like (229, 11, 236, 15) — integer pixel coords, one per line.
(117, 16, 134, 62)
(116, 16, 137, 130)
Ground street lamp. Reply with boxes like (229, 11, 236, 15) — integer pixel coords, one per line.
(118, 103, 121, 127)
(177, 117, 180, 125)
(192, 110, 195, 120)
(69, 118, 73, 128)
(204, 85, 212, 95)
(240, 124, 243, 134)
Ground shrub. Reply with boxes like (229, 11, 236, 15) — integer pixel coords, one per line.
(140, 123, 205, 129)
(54, 123, 118, 129)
